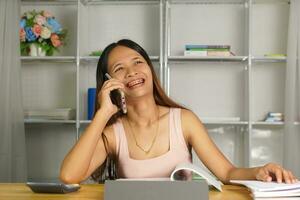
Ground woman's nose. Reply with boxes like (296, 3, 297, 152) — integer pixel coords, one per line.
(126, 70, 138, 78)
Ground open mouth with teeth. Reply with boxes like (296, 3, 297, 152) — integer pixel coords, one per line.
(126, 78, 145, 89)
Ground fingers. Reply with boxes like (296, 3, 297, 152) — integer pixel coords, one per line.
(289, 171, 299, 182)
(261, 163, 298, 184)
(264, 168, 272, 182)
(103, 83, 124, 92)
(274, 167, 283, 183)
(286, 170, 298, 183)
(102, 79, 124, 90)
(101, 80, 125, 95)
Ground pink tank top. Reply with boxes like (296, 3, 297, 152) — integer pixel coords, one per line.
(112, 108, 192, 178)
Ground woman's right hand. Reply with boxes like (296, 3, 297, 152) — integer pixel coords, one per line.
(97, 78, 125, 117)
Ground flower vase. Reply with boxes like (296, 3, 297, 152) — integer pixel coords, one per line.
(29, 43, 46, 57)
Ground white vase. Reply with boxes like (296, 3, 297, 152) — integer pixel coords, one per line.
(29, 43, 46, 57)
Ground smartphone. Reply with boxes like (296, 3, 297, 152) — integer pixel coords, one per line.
(26, 182, 80, 194)
(105, 73, 127, 114)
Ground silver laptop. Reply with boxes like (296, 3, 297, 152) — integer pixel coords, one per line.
(104, 179, 209, 200)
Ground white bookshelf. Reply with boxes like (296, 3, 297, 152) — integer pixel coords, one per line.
(21, 0, 292, 179)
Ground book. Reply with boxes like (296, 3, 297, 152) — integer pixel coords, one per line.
(267, 112, 284, 117)
(184, 50, 207, 56)
(185, 44, 230, 50)
(230, 180, 300, 198)
(264, 53, 286, 58)
(264, 112, 284, 122)
(207, 51, 231, 56)
(184, 50, 231, 57)
(185, 48, 230, 51)
(117, 162, 223, 191)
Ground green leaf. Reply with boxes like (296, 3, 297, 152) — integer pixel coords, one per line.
(20, 42, 30, 56)
(26, 18, 34, 27)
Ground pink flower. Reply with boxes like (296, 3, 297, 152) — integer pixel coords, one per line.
(50, 34, 62, 47)
(42, 11, 52, 18)
(20, 28, 26, 42)
(32, 24, 42, 37)
(34, 15, 46, 25)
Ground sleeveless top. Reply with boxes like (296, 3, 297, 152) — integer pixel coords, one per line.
(112, 108, 192, 178)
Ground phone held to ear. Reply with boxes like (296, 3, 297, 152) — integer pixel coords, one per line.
(105, 73, 127, 114)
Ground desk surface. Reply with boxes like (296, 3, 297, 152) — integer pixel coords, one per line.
(0, 183, 252, 200)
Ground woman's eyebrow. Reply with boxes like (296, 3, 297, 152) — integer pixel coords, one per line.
(131, 56, 142, 60)
(111, 63, 122, 71)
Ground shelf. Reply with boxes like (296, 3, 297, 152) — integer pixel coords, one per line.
(168, 56, 248, 62)
(170, 0, 245, 5)
(252, 121, 284, 126)
(81, 0, 159, 5)
(21, 0, 78, 6)
(80, 120, 248, 125)
(253, 0, 290, 5)
(252, 121, 300, 126)
(21, 56, 76, 63)
(252, 56, 287, 63)
(80, 56, 159, 62)
(24, 119, 76, 124)
(203, 121, 248, 125)
(80, 120, 92, 124)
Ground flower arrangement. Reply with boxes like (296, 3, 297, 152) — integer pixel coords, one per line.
(20, 10, 67, 56)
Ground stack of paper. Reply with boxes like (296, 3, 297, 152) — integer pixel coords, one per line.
(230, 180, 300, 198)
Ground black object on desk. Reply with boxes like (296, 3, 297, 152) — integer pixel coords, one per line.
(26, 182, 80, 194)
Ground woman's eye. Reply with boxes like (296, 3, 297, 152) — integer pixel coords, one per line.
(114, 67, 123, 73)
(135, 60, 143, 65)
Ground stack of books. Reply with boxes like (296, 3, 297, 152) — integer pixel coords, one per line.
(184, 45, 232, 56)
(264, 112, 284, 122)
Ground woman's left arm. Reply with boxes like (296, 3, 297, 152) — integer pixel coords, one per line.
(181, 109, 298, 184)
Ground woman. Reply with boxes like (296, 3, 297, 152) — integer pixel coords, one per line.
(60, 39, 297, 184)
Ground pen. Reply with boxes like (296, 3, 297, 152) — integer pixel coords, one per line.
(105, 73, 127, 114)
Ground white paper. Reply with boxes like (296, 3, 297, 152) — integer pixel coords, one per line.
(171, 162, 223, 191)
(230, 180, 300, 198)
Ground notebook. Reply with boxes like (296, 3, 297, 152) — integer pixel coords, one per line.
(230, 180, 300, 198)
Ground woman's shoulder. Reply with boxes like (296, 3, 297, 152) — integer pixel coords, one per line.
(180, 108, 195, 118)
(158, 106, 198, 120)
(180, 109, 205, 133)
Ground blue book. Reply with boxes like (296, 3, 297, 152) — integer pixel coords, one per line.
(185, 44, 230, 50)
(88, 88, 96, 120)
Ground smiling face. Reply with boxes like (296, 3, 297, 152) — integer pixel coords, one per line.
(107, 45, 154, 98)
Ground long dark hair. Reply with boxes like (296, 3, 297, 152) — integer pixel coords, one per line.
(91, 39, 186, 183)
